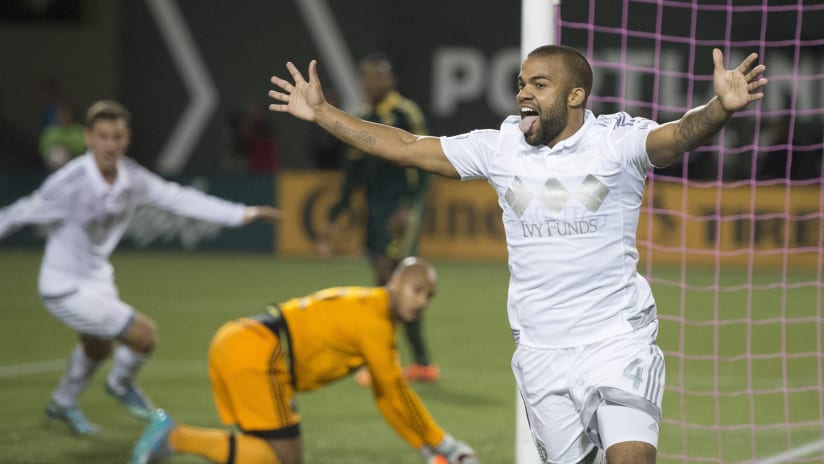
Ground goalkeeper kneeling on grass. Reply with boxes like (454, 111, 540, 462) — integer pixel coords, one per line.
(130, 257, 477, 464)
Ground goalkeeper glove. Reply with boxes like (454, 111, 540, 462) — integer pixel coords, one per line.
(420, 434, 478, 464)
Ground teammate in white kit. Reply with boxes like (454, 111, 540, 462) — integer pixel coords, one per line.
(267, 46, 767, 464)
(0, 100, 281, 435)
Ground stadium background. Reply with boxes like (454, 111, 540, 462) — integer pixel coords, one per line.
(1, 1, 822, 463)
(1, 0, 819, 262)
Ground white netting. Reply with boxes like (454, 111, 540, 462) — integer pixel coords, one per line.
(556, 1, 824, 462)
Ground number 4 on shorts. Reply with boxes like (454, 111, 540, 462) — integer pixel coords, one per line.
(623, 358, 643, 390)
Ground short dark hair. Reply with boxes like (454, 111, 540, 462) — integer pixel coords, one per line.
(358, 52, 394, 74)
(527, 45, 593, 102)
(85, 100, 131, 128)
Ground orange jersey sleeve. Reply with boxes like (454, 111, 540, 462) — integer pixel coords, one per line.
(280, 286, 445, 449)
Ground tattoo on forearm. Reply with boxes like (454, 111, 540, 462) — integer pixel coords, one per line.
(675, 103, 730, 153)
(333, 121, 376, 146)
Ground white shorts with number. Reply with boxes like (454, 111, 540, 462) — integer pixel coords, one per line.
(41, 280, 135, 339)
(512, 321, 665, 464)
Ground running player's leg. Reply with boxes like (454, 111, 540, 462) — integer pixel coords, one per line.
(46, 335, 110, 434)
(378, 210, 438, 382)
(107, 311, 157, 419)
(49, 336, 110, 409)
(43, 283, 139, 431)
(390, 206, 439, 381)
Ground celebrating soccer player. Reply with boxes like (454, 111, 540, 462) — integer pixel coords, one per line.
(267, 46, 767, 464)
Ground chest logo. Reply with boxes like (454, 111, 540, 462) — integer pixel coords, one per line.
(504, 174, 609, 218)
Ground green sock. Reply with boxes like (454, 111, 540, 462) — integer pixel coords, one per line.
(403, 318, 430, 365)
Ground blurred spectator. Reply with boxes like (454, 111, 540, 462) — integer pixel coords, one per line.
(39, 77, 62, 130)
(230, 103, 280, 174)
(39, 100, 86, 171)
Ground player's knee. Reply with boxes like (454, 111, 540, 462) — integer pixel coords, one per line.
(122, 314, 158, 354)
(604, 442, 656, 464)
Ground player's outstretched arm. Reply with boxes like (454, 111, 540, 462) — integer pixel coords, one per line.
(268, 60, 459, 178)
(242, 206, 282, 224)
(647, 48, 768, 167)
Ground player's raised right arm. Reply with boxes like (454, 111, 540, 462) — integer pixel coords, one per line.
(268, 60, 459, 179)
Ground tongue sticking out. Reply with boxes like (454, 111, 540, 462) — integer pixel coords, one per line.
(519, 115, 538, 134)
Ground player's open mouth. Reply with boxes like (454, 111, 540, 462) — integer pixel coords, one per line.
(519, 107, 539, 134)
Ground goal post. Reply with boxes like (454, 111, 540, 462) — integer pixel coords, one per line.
(516, 1, 558, 463)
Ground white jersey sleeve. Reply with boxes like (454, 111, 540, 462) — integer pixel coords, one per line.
(0, 165, 80, 240)
(128, 160, 247, 226)
(440, 125, 508, 180)
(596, 112, 657, 177)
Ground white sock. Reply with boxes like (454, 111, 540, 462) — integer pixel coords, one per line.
(106, 345, 148, 394)
(51, 345, 101, 407)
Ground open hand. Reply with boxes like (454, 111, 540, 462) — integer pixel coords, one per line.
(243, 206, 282, 224)
(713, 48, 768, 113)
(268, 60, 327, 121)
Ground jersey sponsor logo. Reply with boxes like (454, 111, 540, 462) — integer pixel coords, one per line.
(504, 174, 610, 218)
(506, 174, 610, 239)
(519, 216, 603, 238)
(85, 211, 128, 244)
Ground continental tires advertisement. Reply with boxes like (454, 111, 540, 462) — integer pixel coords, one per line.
(277, 170, 507, 260)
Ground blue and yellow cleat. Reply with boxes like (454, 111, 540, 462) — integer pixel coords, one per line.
(46, 400, 100, 435)
(106, 382, 154, 421)
(130, 409, 175, 464)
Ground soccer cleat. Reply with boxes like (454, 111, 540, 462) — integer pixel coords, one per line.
(130, 409, 174, 464)
(403, 364, 440, 383)
(46, 400, 100, 435)
(106, 382, 154, 421)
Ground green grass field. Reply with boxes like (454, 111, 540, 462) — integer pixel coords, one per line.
(0, 249, 821, 463)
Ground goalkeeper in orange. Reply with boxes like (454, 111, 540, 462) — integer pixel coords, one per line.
(129, 257, 477, 464)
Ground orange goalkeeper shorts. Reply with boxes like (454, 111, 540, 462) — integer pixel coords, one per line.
(207, 317, 299, 437)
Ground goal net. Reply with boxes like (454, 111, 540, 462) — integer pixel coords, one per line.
(519, 1, 824, 463)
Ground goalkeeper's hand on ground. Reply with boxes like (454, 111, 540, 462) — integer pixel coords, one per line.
(419, 434, 479, 464)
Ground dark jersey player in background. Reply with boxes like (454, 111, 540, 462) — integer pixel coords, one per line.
(318, 53, 437, 386)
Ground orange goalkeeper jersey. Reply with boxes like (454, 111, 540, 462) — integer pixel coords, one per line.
(276, 286, 445, 449)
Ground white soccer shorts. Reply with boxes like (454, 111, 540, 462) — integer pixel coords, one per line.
(512, 321, 665, 464)
(41, 281, 135, 339)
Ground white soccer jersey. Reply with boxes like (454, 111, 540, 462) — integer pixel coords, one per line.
(0, 153, 247, 297)
(441, 110, 659, 348)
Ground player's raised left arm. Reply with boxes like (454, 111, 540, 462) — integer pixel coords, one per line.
(646, 48, 768, 167)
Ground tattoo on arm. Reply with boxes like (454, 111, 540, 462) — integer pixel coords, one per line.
(333, 121, 376, 146)
(674, 101, 731, 153)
